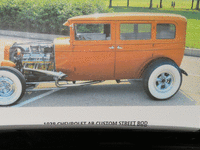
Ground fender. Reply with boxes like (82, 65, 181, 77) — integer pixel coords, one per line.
(180, 68, 188, 76)
(0, 43, 16, 67)
(0, 60, 16, 67)
(136, 56, 185, 79)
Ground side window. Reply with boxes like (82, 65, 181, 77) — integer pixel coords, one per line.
(120, 24, 151, 40)
(156, 24, 176, 39)
(75, 24, 110, 41)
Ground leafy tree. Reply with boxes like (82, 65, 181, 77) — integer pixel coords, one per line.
(0, 0, 112, 35)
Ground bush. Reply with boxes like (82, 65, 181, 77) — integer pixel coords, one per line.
(0, 0, 112, 35)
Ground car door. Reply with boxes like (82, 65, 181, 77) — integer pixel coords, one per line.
(115, 21, 155, 79)
(71, 21, 116, 81)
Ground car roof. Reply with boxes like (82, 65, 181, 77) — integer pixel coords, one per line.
(63, 12, 187, 26)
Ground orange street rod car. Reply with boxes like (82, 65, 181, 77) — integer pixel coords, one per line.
(0, 13, 188, 105)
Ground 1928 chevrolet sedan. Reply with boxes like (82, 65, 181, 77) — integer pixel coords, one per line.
(0, 13, 188, 105)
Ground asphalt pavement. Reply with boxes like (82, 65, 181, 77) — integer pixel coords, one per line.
(13, 79, 197, 107)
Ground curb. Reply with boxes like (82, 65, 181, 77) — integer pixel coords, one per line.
(0, 30, 200, 57)
(184, 48, 200, 57)
(0, 30, 66, 41)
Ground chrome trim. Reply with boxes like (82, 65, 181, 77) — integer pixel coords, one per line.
(117, 46, 122, 49)
(109, 46, 114, 49)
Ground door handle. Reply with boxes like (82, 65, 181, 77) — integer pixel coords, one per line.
(117, 46, 122, 49)
(109, 46, 115, 49)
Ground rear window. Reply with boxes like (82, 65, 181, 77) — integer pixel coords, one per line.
(120, 24, 151, 40)
(156, 24, 176, 39)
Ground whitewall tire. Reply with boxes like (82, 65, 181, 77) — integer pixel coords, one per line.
(143, 59, 182, 100)
(0, 67, 26, 105)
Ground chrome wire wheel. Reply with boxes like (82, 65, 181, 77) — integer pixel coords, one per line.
(0, 67, 26, 106)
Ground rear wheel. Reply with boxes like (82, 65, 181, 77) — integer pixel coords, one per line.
(143, 59, 182, 100)
(0, 67, 26, 105)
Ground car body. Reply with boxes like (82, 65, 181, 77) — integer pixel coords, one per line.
(0, 13, 187, 105)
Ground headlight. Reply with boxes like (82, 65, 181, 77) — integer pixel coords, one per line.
(16, 48, 21, 56)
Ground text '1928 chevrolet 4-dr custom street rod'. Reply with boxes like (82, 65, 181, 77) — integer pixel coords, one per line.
(0, 13, 188, 106)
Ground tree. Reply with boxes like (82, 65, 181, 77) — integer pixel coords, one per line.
(191, 0, 194, 9)
(109, 0, 112, 7)
(127, 0, 129, 7)
(149, 0, 153, 8)
(160, 0, 162, 8)
(196, 0, 200, 10)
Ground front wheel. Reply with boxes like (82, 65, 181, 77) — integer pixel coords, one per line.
(143, 59, 182, 100)
(0, 67, 26, 105)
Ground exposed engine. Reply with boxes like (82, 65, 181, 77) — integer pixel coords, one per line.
(9, 42, 56, 82)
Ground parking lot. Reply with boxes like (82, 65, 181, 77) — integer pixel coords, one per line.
(0, 35, 199, 107)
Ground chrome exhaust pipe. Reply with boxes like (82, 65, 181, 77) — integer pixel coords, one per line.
(23, 68, 67, 79)
(25, 80, 104, 92)
(55, 79, 104, 88)
(24, 68, 104, 89)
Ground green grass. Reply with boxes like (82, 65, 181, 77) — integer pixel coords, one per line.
(106, 0, 200, 49)
(186, 19, 200, 48)
(105, 0, 198, 9)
